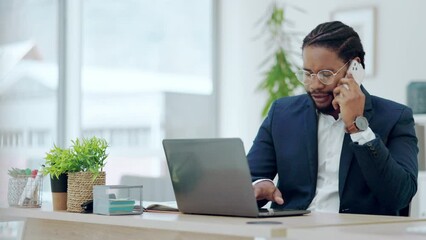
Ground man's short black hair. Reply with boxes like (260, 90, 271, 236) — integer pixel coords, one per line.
(302, 21, 366, 69)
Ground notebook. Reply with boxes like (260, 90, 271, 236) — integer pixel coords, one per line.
(162, 138, 310, 218)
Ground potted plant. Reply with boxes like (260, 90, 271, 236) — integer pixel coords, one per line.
(257, 2, 304, 116)
(43, 145, 73, 211)
(66, 136, 108, 212)
(43, 136, 109, 212)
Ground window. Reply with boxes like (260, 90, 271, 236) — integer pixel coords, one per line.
(0, 0, 58, 203)
(81, 0, 215, 198)
(0, 0, 215, 204)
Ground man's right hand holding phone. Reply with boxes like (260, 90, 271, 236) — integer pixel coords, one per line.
(332, 59, 366, 129)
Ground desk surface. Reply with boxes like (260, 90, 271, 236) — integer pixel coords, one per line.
(1, 205, 425, 239)
(288, 221, 426, 240)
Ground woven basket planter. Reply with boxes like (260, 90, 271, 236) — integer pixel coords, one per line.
(67, 171, 106, 212)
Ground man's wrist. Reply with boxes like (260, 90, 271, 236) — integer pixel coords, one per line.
(252, 178, 274, 186)
(345, 116, 369, 134)
(345, 122, 359, 134)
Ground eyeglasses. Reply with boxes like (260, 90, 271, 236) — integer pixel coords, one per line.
(296, 61, 350, 85)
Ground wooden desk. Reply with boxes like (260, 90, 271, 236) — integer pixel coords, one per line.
(287, 221, 426, 240)
(0, 205, 425, 240)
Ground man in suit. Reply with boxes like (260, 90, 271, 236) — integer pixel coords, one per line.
(248, 21, 418, 216)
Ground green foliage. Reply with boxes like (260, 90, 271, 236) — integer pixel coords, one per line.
(43, 136, 109, 179)
(68, 137, 108, 174)
(43, 145, 73, 179)
(257, 3, 303, 117)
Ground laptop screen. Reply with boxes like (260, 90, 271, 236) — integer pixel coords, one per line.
(162, 138, 260, 217)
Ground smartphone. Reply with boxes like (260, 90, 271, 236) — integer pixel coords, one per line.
(347, 60, 365, 85)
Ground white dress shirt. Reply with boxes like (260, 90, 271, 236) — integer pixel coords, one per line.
(307, 113, 345, 212)
(308, 113, 375, 212)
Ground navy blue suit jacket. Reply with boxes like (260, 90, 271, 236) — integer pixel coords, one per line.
(247, 88, 418, 216)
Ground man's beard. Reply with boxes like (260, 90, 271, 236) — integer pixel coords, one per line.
(307, 91, 337, 115)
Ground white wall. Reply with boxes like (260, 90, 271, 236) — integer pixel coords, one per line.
(218, 0, 426, 149)
(218, 0, 269, 150)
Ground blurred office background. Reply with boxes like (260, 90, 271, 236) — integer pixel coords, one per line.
(0, 0, 425, 217)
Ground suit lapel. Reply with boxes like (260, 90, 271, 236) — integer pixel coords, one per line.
(303, 98, 319, 187)
(361, 86, 374, 121)
(339, 134, 353, 195)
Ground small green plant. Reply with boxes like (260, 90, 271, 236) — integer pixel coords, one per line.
(68, 137, 108, 175)
(257, 2, 304, 117)
(43, 145, 73, 179)
(43, 136, 109, 179)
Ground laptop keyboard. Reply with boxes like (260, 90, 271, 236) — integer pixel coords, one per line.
(258, 208, 310, 217)
(258, 208, 276, 216)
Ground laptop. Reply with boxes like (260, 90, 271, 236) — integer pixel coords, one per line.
(162, 138, 310, 218)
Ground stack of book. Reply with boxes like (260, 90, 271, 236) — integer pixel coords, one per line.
(109, 199, 136, 214)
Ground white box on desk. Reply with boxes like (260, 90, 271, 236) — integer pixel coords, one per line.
(93, 185, 143, 215)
